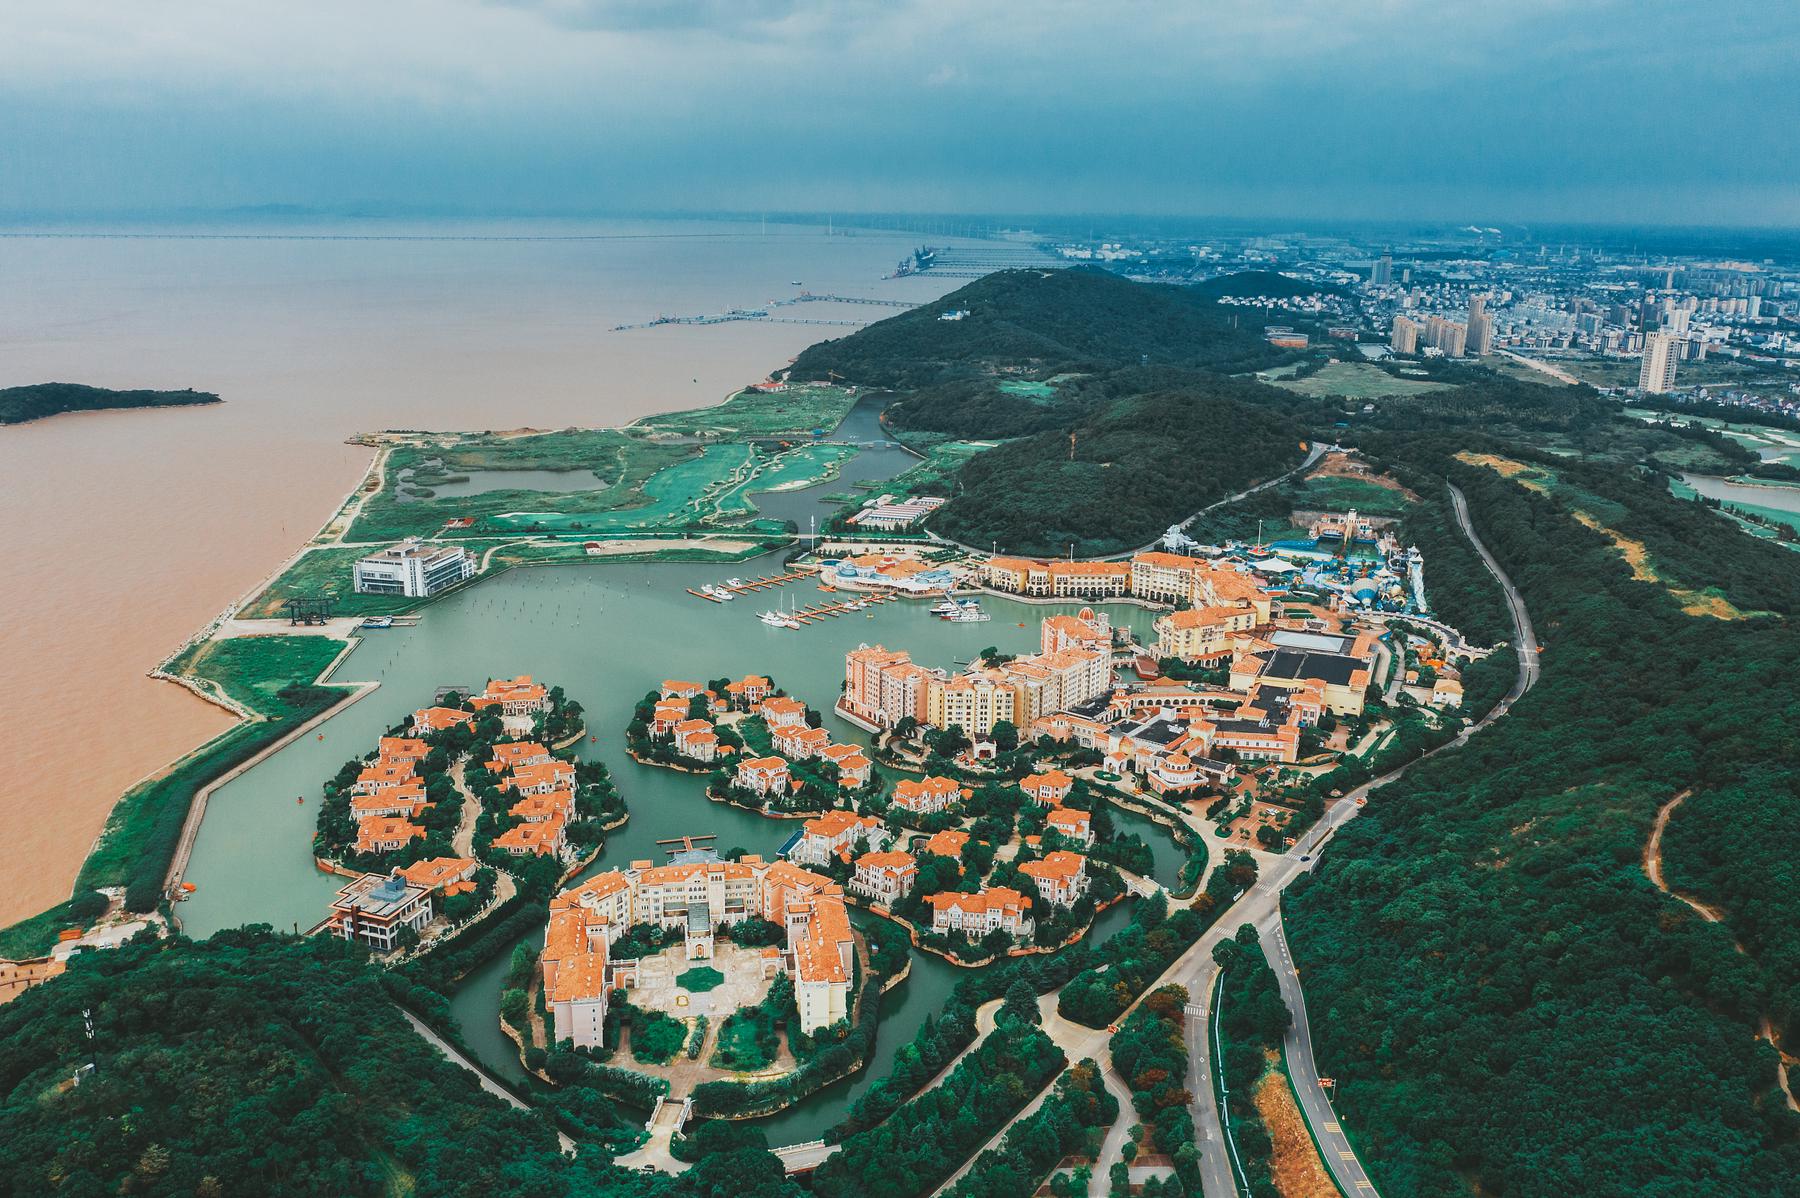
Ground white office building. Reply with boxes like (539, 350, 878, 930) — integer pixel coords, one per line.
(353, 539, 476, 598)
(1639, 333, 1680, 395)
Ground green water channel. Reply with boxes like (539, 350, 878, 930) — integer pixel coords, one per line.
(177, 545, 1181, 1141)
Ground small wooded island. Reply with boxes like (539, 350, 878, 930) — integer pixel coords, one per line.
(0, 381, 221, 425)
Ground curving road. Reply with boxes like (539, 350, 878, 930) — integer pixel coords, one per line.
(1186, 479, 1540, 1198)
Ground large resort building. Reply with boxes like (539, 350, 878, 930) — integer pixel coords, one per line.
(352, 537, 477, 598)
(540, 849, 857, 1046)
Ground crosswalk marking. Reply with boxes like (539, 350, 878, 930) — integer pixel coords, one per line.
(1339, 1151, 1356, 1160)
(1325, 1122, 1340, 1132)
(1357, 1182, 1374, 1191)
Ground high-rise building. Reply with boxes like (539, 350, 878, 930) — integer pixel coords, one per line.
(1466, 293, 1493, 356)
(1371, 252, 1393, 287)
(1390, 315, 1420, 354)
(1639, 333, 1679, 394)
(1424, 315, 1467, 357)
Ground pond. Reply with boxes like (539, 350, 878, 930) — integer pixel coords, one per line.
(424, 468, 608, 498)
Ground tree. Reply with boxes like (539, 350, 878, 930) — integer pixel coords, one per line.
(1000, 978, 1041, 1025)
(991, 719, 1019, 752)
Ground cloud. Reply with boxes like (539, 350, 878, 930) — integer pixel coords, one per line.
(0, 1, 1793, 224)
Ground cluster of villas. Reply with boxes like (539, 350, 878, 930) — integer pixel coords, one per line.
(641, 675, 875, 804)
(484, 740, 579, 859)
(540, 848, 857, 1047)
(342, 734, 437, 856)
(782, 767, 1097, 945)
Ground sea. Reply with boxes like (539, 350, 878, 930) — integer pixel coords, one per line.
(0, 217, 972, 926)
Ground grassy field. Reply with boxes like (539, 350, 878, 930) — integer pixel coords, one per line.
(996, 379, 1057, 402)
(346, 432, 697, 544)
(240, 546, 426, 619)
(678, 966, 725, 993)
(884, 435, 994, 497)
(167, 635, 349, 711)
(1290, 473, 1413, 516)
(1275, 361, 1453, 399)
(1626, 406, 1800, 468)
(632, 384, 859, 438)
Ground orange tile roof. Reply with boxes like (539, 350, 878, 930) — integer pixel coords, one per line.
(1020, 851, 1086, 885)
(354, 815, 424, 851)
(413, 706, 473, 732)
(493, 814, 565, 855)
(926, 886, 1030, 915)
(856, 850, 916, 873)
(548, 952, 609, 1003)
(922, 829, 970, 858)
(396, 856, 477, 891)
(378, 736, 429, 761)
(803, 810, 880, 840)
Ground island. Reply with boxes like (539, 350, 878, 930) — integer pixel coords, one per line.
(0, 381, 222, 425)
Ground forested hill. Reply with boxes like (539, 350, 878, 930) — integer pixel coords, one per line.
(787, 267, 1281, 389)
(0, 933, 575, 1196)
(0, 382, 221, 425)
(934, 379, 1309, 557)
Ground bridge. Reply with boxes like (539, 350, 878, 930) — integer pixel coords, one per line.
(774, 1139, 840, 1174)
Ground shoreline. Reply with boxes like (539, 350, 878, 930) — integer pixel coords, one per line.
(0, 368, 832, 948)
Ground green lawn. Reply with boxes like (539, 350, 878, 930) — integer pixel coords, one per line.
(1275, 361, 1453, 400)
(165, 634, 350, 714)
(678, 966, 726, 993)
(710, 1009, 776, 1071)
(242, 547, 425, 619)
(1290, 473, 1414, 516)
(632, 384, 859, 439)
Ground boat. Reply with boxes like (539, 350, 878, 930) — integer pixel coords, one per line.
(360, 616, 394, 630)
(944, 600, 990, 623)
(726, 578, 745, 588)
(702, 584, 735, 601)
(759, 611, 788, 627)
(929, 598, 962, 616)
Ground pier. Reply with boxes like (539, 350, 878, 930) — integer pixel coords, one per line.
(612, 292, 917, 332)
(686, 569, 813, 602)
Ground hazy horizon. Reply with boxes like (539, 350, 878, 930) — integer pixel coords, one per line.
(4, 2, 1798, 229)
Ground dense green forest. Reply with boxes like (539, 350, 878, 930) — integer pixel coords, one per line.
(0, 932, 572, 1197)
(1210, 929, 1292, 1198)
(0, 382, 221, 424)
(1284, 419, 1800, 1196)
(934, 380, 1309, 556)
(788, 268, 1280, 389)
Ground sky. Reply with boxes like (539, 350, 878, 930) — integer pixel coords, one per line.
(2, 0, 1797, 227)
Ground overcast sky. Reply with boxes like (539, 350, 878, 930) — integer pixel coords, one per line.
(2, 0, 1796, 226)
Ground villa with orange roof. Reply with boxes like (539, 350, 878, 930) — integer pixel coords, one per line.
(759, 695, 809, 730)
(1154, 603, 1261, 662)
(649, 698, 690, 735)
(493, 814, 566, 858)
(354, 815, 425, 855)
(927, 886, 1032, 936)
(1044, 807, 1093, 846)
(1020, 769, 1075, 805)
(921, 829, 970, 860)
(502, 759, 576, 795)
(892, 775, 965, 815)
(509, 789, 574, 823)
(350, 783, 430, 821)
(771, 724, 832, 760)
(471, 675, 551, 720)
(724, 675, 772, 706)
(819, 743, 872, 788)
(735, 755, 791, 797)
(397, 856, 479, 896)
(673, 719, 720, 762)
(1019, 851, 1088, 907)
(412, 705, 474, 734)
(378, 736, 430, 765)
(660, 680, 706, 699)
(353, 761, 418, 796)
(486, 741, 552, 773)
(851, 850, 917, 906)
(791, 810, 888, 867)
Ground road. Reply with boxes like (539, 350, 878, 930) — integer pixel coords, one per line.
(1184, 478, 1540, 1198)
(923, 441, 1328, 559)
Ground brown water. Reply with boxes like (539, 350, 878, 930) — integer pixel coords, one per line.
(0, 218, 961, 924)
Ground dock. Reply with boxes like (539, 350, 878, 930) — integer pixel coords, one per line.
(686, 570, 812, 601)
(786, 592, 901, 625)
(613, 292, 917, 332)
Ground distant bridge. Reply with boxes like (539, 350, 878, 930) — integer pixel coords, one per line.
(774, 1139, 840, 1174)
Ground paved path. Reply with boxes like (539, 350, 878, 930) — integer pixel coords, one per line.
(399, 1008, 576, 1154)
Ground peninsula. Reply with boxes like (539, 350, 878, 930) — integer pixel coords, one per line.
(0, 381, 221, 425)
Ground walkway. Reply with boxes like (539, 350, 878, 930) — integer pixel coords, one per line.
(398, 1007, 576, 1154)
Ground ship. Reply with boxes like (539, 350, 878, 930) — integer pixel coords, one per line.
(941, 599, 990, 623)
